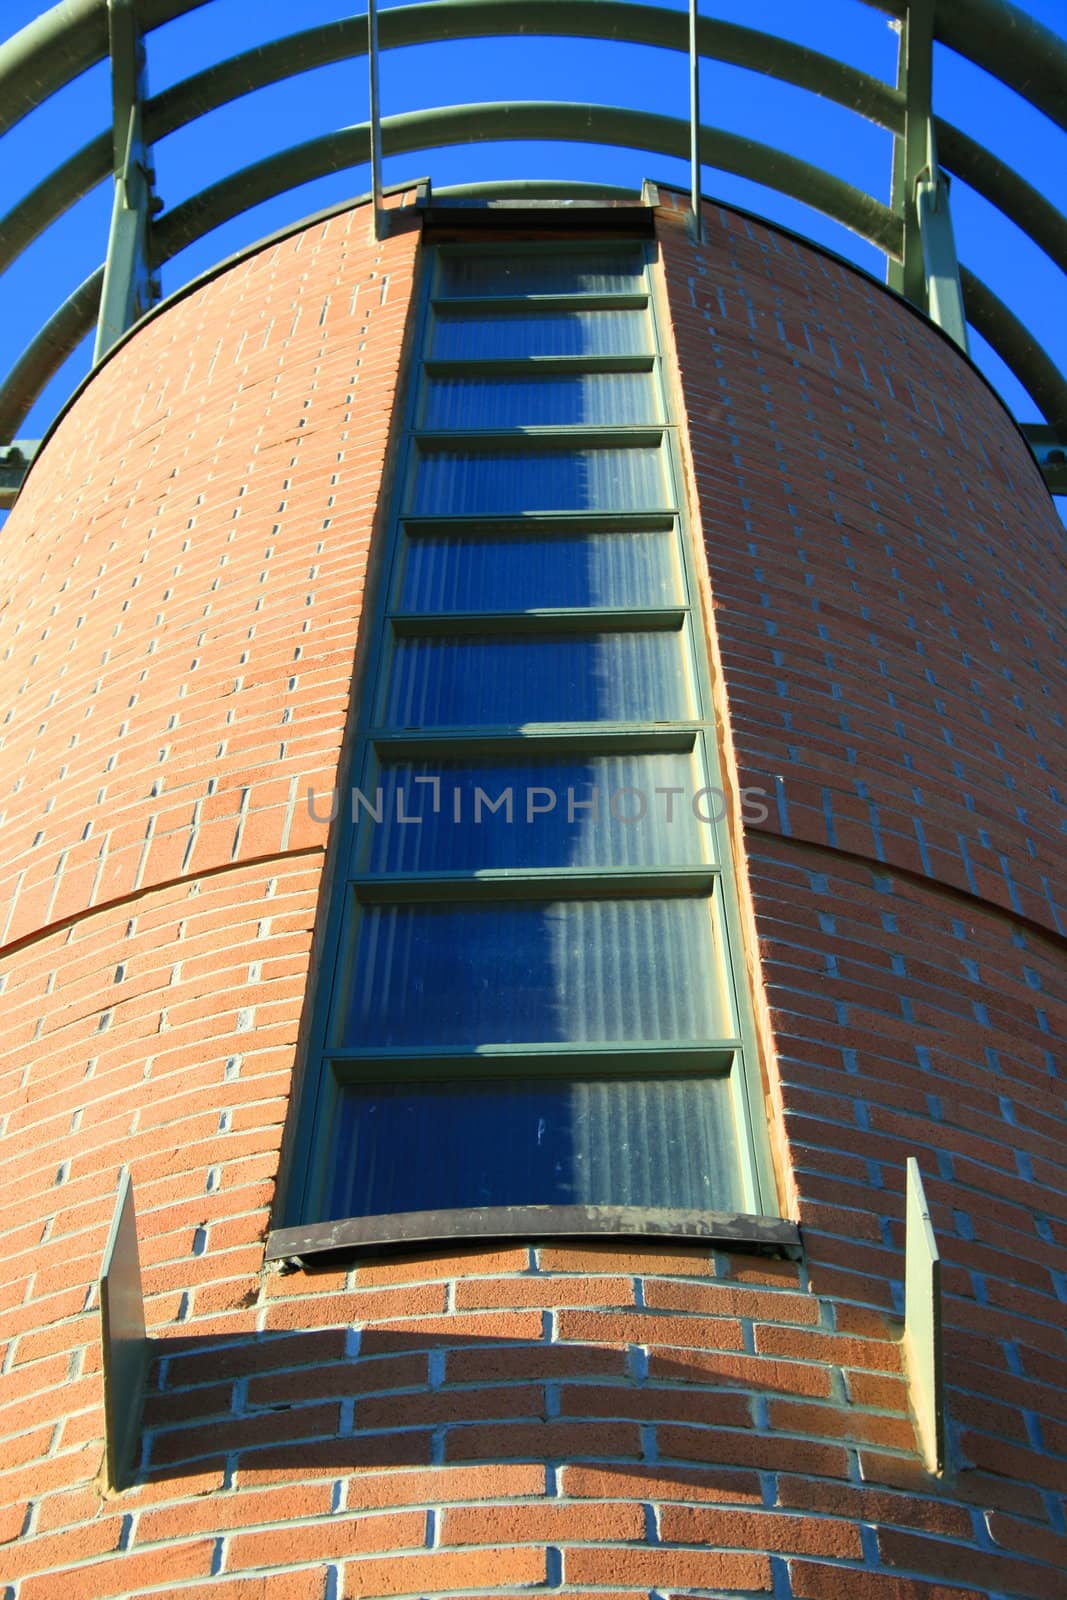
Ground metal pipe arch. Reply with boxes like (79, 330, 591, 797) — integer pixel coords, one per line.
(0, 0, 1063, 444)
(1, 5, 1061, 289)
(1, 102, 1063, 448)
(2, 0, 1062, 140)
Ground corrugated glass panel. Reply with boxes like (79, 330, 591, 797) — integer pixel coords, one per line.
(340, 897, 733, 1047)
(365, 750, 714, 871)
(430, 308, 650, 360)
(410, 446, 667, 515)
(384, 630, 693, 726)
(423, 373, 658, 430)
(439, 251, 645, 297)
(293, 240, 770, 1234)
(326, 1073, 744, 1217)
(397, 527, 681, 612)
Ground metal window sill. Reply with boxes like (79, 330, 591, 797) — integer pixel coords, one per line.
(265, 1205, 800, 1265)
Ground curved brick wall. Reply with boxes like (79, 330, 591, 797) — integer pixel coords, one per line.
(658, 194, 1067, 1590)
(0, 192, 1063, 1599)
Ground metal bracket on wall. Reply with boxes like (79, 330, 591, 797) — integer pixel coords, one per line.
(94, 0, 161, 365)
(99, 1169, 150, 1492)
(0, 439, 40, 509)
(1022, 423, 1067, 495)
(890, 2, 967, 353)
(904, 1157, 946, 1475)
(889, 1, 934, 308)
(916, 153, 968, 355)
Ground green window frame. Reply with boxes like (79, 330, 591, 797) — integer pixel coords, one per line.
(269, 235, 788, 1260)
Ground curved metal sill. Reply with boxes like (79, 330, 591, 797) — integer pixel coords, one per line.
(265, 1205, 800, 1265)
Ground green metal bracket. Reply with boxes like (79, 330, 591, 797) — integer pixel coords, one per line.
(94, 0, 160, 365)
(99, 1168, 149, 1491)
(1021, 424, 1067, 496)
(0, 439, 40, 509)
(916, 152, 968, 355)
(904, 1157, 945, 1476)
(890, 2, 967, 353)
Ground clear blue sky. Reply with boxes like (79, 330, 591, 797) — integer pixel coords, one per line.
(0, 0, 1063, 484)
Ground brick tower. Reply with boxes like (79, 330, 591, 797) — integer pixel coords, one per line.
(1, 4, 1065, 1599)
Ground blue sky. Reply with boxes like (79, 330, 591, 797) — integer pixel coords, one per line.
(0, 0, 1063, 493)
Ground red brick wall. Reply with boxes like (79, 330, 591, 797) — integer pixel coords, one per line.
(656, 192, 1067, 1594)
(0, 192, 1063, 1599)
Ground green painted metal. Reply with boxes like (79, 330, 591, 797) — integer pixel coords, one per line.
(367, 0, 385, 237)
(1021, 424, 1067, 494)
(0, 6, 903, 278)
(0, 4, 1059, 289)
(99, 1168, 149, 1492)
(0, 266, 104, 442)
(0, 0, 1063, 488)
(94, 0, 159, 362)
(4, 0, 1063, 143)
(889, 0, 934, 305)
(0, 440, 41, 510)
(1, 39, 1057, 289)
(0, 0, 210, 138)
(904, 1157, 945, 1475)
(12, 110, 872, 451)
(934, 0, 1066, 131)
(688, 0, 702, 244)
(916, 169, 968, 353)
(960, 267, 1067, 434)
(150, 102, 900, 264)
(935, 122, 1066, 279)
(889, 0, 969, 351)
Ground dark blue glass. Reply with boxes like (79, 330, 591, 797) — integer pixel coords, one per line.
(364, 751, 713, 871)
(423, 372, 658, 430)
(384, 630, 693, 726)
(438, 251, 645, 297)
(340, 898, 732, 1047)
(430, 308, 650, 360)
(397, 527, 681, 612)
(326, 1074, 743, 1217)
(410, 446, 666, 515)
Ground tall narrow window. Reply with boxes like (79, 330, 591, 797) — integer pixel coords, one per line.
(275, 237, 780, 1252)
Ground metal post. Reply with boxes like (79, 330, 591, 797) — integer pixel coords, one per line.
(688, 0, 703, 242)
(367, 0, 385, 240)
(94, 0, 160, 364)
(888, 1, 934, 306)
(888, 2, 967, 352)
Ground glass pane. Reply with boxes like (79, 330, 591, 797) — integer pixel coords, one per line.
(438, 250, 645, 297)
(340, 898, 733, 1047)
(430, 308, 651, 360)
(384, 631, 693, 726)
(365, 751, 715, 871)
(410, 446, 667, 515)
(422, 372, 659, 430)
(397, 527, 681, 611)
(326, 1074, 744, 1218)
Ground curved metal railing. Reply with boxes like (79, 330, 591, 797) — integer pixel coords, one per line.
(0, 0, 1064, 501)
